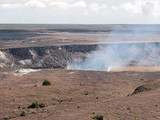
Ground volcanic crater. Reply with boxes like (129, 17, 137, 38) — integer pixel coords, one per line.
(1, 25, 160, 120)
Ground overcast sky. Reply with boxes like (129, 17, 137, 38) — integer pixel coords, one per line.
(0, 0, 160, 24)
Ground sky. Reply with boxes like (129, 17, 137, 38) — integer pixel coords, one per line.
(0, 0, 160, 24)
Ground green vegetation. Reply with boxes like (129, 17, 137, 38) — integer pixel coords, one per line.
(42, 80, 51, 86)
(127, 107, 131, 110)
(140, 78, 144, 81)
(20, 111, 26, 116)
(92, 114, 104, 120)
(28, 102, 45, 109)
(39, 103, 45, 108)
(84, 91, 89, 95)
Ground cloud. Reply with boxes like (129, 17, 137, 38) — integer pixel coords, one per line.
(0, 0, 159, 24)
(120, 1, 144, 15)
(49, 1, 106, 14)
(89, 3, 106, 12)
(0, 0, 46, 9)
(142, 1, 160, 17)
(120, 0, 160, 17)
(111, 6, 117, 11)
(0, 0, 104, 13)
(24, 0, 46, 8)
(72, 1, 87, 8)
(49, 1, 69, 9)
(49, 0, 87, 9)
(1, 3, 22, 9)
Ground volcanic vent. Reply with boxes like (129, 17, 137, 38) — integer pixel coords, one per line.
(67, 42, 160, 72)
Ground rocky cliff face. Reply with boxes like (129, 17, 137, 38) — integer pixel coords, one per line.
(0, 45, 97, 69)
(0, 51, 14, 68)
(2, 42, 160, 70)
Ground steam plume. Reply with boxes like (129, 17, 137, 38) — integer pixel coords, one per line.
(67, 26, 160, 72)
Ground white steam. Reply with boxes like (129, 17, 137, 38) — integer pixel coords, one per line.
(67, 26, 160, 72)
(107, 66, 112, 72)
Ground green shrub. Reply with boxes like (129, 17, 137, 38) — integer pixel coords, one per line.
(127, 107, 131, 110)
(42, 80, 51, 86)
(84, 91, 89, 95)
(28, 102, 39, 108)
(28, 102, 45, 109)
(39, 103, 45, 108)
(20, 111, 26, 116)
(92, 114, 104, 120)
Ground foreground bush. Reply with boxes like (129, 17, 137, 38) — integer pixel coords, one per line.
(20, 111, 26, 116)
(28, 102, 45, 109)
(92, 114, 104, 120)
(42, 80, 51, 86)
